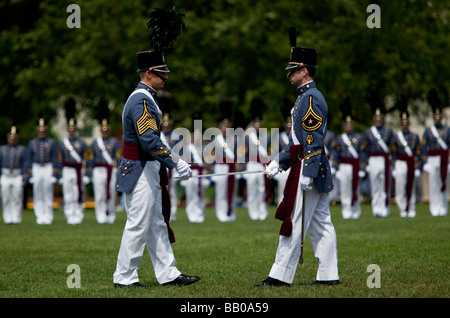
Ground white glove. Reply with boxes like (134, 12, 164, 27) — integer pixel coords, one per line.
(392, 169, 398, 178)
(423, 163, 430, 173)
(176, 159, 192, 180)
(83, 176, 90, 185)
(50, 177, 57, 184)
(358, 170, 366, 178)
(414, 169, 421, 178)
(300, 175, 313, 191)
(335, 169, 342, 180)
(202, 178, 211, 188)
(29, 177, 34, 184)
(265, 160, 280, 178)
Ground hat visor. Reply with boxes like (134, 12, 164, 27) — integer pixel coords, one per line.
(285, 63, 301, 70)
(151, 65, 170, 72)
(136, 65, 170, 73)
(286, 62, 317, 70)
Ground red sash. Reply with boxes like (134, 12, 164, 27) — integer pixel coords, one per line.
(275, 145, 303, 236)
(428, 149, 449, 192)
(123, 141, 155, 161)
(160, 166, 175, 243)
(95, 163, 113, 201)
(340, 157, 360, 206)
(396, 154, 415, 212)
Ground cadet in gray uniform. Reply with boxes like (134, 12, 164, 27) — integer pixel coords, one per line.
(422, 89, 450, 217)
(86, 108, 121, 224)
(258, 27, 338, 286)
(0, 126, 29, 224)
(28, 117, 58, 225)
(113, 31, 200, 286)
(58, 113, 87, 225)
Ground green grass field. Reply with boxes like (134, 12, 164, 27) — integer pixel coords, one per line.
(0, 203, 448, 299)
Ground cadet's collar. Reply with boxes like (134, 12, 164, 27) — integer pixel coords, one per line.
(297, 81, 315, 94)
(139, 81, 157, 97)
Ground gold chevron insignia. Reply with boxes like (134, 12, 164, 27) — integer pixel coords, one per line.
(137, 100, 158, 135)
(302, 96, 322, 132)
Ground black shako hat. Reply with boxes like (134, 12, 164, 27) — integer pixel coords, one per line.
(286, 27, 317, 70)
(137, 50, 169, 73)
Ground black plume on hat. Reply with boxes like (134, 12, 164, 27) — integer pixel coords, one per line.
(396, 95, 409, 119)
(64, 98, 77, 125)
(96, 99, 110, 123)
(289, 26, 297, 47)
(366, 88, 385, 115)
(341, 97, 353, 122)
(250, 97, 265, 121)
(281, 97, 292, 120)
(218, 99, 233, 124)
(147, 7, 185, 55)
(427, 89, 442, 114)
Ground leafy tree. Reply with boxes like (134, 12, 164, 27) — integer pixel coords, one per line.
(0, 0, 448, 145)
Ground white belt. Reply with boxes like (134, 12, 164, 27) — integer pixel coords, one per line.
(32, 162, 52, 168)
(1, 168, 21, 177)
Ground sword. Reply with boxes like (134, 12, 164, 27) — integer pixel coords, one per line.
(299, 189, 306, 265)
(175, 169, 266, 179)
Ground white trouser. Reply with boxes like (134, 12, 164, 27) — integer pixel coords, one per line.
(367, 156, 390, 217)
(275, 168, 290, 205)
(245, 162, 268, 221)
(183, 169, 205, 223)
(32, 163, 54, 224)
(426, 156, 448, 216)
(213, 163, 236, 222)
(1, 169, 23, 224)
(269, 169, 339, 284)
(393, 160, 416, 217)
(62, 166, 84, 225)
(113, 161, 181, 285)
(337, 163, 361, 219)
(93, 166, 117, 224)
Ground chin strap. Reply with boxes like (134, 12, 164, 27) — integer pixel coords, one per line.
(151, 71, 167, 82)
(287, 65, 304, 79)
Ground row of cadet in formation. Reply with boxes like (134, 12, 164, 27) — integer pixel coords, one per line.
(0, 118, 120, 225)
(1, 106, 449, 224)
(168, 105, 450, 223)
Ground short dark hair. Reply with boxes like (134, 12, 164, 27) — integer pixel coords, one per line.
(306, 67, 316, 78)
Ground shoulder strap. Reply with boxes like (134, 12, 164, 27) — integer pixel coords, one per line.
(397, 131, 413, 156)
(63, 138, 82, 163)
(342, 133, 359, 158)
(371, 126, 389, 153)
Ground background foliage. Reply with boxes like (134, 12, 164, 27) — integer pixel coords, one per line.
(0, 0, 449, 144)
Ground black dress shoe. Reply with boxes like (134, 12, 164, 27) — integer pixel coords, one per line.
(114, 282, 149, 288)
(255, 277, 291, 287)
(162, 274, 200, 286)
(311, 280, 340, 286)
